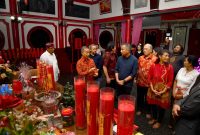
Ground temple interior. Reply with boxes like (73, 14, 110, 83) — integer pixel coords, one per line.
(0, 0, 200, 135)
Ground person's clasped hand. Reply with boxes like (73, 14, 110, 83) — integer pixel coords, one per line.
(89, 67, 96, 73)
(172, 104, 181, 118)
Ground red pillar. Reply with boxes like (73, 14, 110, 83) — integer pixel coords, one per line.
(125, 19, 131, 44)
(10, 0, 20, 49)
(91, 23, 94, 43)
(58, 0, 64, 48)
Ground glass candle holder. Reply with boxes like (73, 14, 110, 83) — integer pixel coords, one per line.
(21, 87, 35, 100)
(99, 87, 114, 135)
(42, 97, 58, 114)
(74, 76, 86, 129)
(117, 95, 135, 135)
(87, 81, 99, 135)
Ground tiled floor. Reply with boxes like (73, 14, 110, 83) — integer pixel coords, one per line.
(135, 111, 173, 135)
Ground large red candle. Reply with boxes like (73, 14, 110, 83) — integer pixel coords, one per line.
(36, 60, 43, 88)
(117, 95, 135, 135)
(74, 76, 86, 129)
(87, 82, 99, 135)
(99, 87, 114, 135)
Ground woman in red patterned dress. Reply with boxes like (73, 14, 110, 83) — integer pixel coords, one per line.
(147, 49, 174, 129)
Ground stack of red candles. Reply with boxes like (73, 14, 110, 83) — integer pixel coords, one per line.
(36, 60, 55, 91)
(73, 79, 136, 135)
(99, 87, 114, 135)
(46, 65, 55, 90)
(36, 60, 42, 87)
(36, 60, 40, 78)
(87, 82, 99, 135)
(74, 76, 86, 129)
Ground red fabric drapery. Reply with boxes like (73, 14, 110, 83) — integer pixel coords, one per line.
(132, 17, 143, 46)
(74, 38, 82, 50)
(161, 10, 200, 21)
(121, 21, 126, 43)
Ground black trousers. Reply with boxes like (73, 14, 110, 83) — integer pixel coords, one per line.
(106, 80, 118, 106)
(151, 105, 165, 123)
(117, 85, 132, 97)
(137, 86, 150, 113)
(106, 79, 116, 90)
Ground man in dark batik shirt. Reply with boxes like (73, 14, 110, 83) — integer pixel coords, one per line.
(103, 42, 117, 89)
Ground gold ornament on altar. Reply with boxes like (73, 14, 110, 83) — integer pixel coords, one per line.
(36, 60, 55, 92)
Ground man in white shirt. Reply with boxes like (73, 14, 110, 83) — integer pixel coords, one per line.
(40, 43, 60, 82)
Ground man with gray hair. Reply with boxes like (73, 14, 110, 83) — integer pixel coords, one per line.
(136, 43, 157, 120)
(115, 43, 138, 97)
(76, 46, 98, 80)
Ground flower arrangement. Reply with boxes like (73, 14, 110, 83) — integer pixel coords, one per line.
(18, 62, 33, 86)
(0, 61, 15, 85)
(0, 110, 35, 135)
(0, 100, 46, 135)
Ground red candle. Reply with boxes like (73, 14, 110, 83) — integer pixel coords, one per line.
(74, 76, 86, 129)
(12, 80, 23, 95)
(46, 65, 56, 90)
(36, 60, 42, 87)
(36, 59, 40, 78)
(40, 63, 47, 90)
(99, 87, 114, 135)
(117, 95, 135, 135)
(87, 82, 99, 135)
